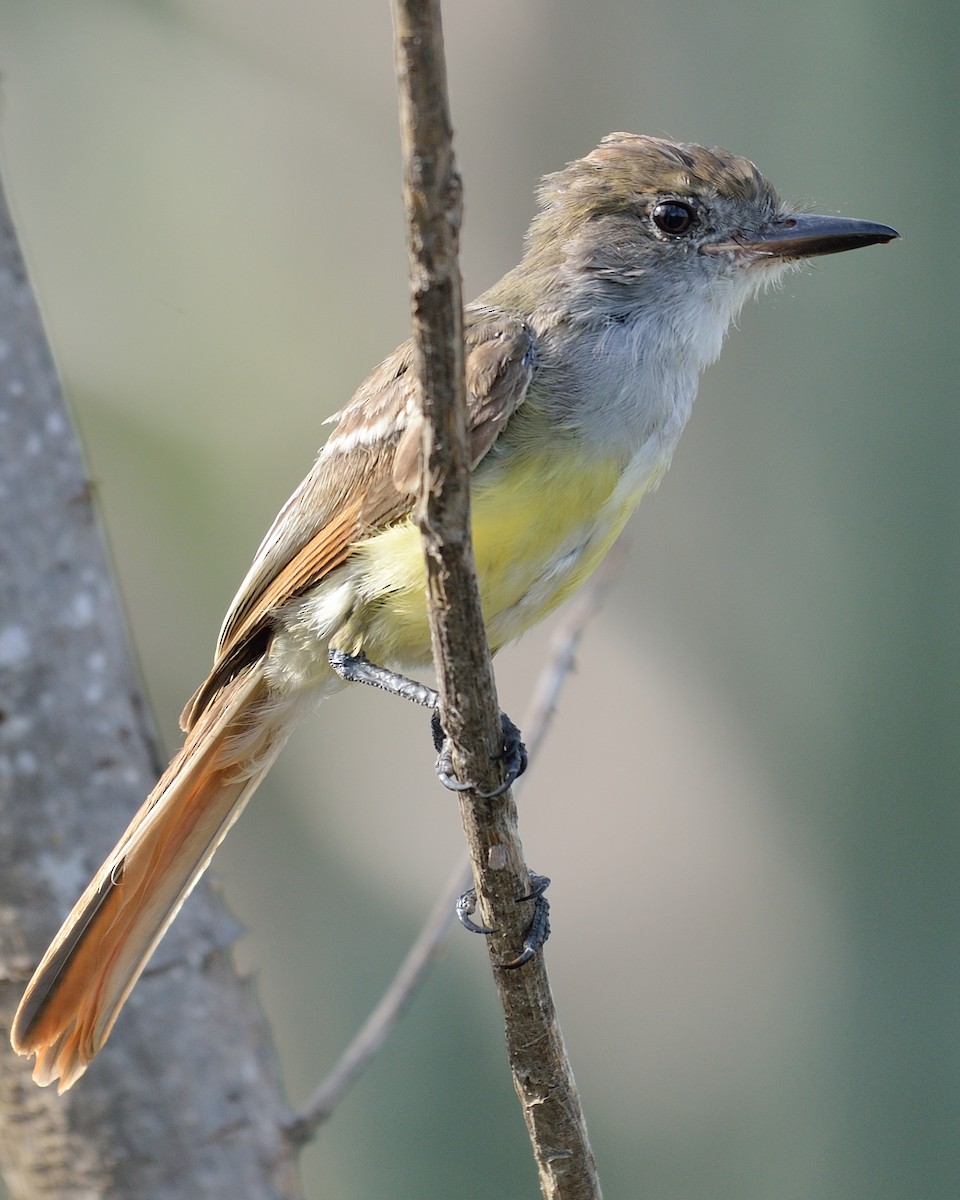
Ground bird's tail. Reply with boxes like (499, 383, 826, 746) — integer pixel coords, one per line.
(11, 664, 292, 1093)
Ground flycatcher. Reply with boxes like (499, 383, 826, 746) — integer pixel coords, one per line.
(11, 133, 898, 1091)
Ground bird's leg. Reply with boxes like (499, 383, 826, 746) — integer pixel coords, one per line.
(328, 648, 527, 797)
(328, 647, 439, 707)
(457, 871, 552, 967)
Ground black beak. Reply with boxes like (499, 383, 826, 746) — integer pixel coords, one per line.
(706, 213, 900, 260)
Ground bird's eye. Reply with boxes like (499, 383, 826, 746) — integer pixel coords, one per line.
(651, 200, 697, 236)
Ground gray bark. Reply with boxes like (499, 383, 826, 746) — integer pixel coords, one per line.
(0, 171, 302, 1198)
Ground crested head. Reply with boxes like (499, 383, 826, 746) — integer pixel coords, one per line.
(487, 133, 791, 359)
(536, 132, 780, 229)
(513, 132, 894, 287)
(522, 132, 783, 276)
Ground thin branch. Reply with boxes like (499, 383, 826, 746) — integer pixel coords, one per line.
(287, 856, 462, 1146)
(519, 546, 624, 767)
(288, 558, 619, 1143)
(391, 3, 602, 1197)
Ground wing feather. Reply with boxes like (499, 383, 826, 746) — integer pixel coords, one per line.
(182, 308, 535, 730)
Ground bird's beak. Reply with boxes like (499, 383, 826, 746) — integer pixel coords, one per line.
(705, 213, 900, 260)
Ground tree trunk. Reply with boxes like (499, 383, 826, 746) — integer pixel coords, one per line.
(0, 171, 302, 1200)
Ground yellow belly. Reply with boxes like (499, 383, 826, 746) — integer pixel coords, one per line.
(349, 443, 658, 666)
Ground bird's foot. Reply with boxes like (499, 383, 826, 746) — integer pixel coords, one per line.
(456, 871, 551, 967)
(432, 711, 527, 798)
(329, 648, 527, 796)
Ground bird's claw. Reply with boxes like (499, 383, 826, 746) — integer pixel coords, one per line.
(455, 888, 495, 935)
(432, 712, 528, 798)
(501, 872, 551, 968)
(456, 872, 551, 967)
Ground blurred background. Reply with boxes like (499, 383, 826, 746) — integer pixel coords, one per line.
(0, 1, 955, 1197)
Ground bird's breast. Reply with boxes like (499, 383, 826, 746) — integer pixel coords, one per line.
(343, 440, 665, 665)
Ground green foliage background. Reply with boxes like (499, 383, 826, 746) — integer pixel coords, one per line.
(0, 2, 955, 1197)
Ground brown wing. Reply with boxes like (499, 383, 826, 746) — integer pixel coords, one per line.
(390, 312, 539, 493)
(181, 308, 535, 730)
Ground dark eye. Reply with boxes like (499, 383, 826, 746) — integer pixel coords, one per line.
(651, 200, 697, 236)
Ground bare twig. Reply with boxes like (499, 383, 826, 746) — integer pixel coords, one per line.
(519, 546, 624, 766)
(391, 3, 602, 1197)
(288, 557, 619, 1143)
(287, 856, 465, 1145)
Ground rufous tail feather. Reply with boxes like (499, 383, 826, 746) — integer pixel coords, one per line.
(11, 665, 290, 1093)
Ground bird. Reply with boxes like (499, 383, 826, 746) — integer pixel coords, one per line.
(11, 132, 898, 1091)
